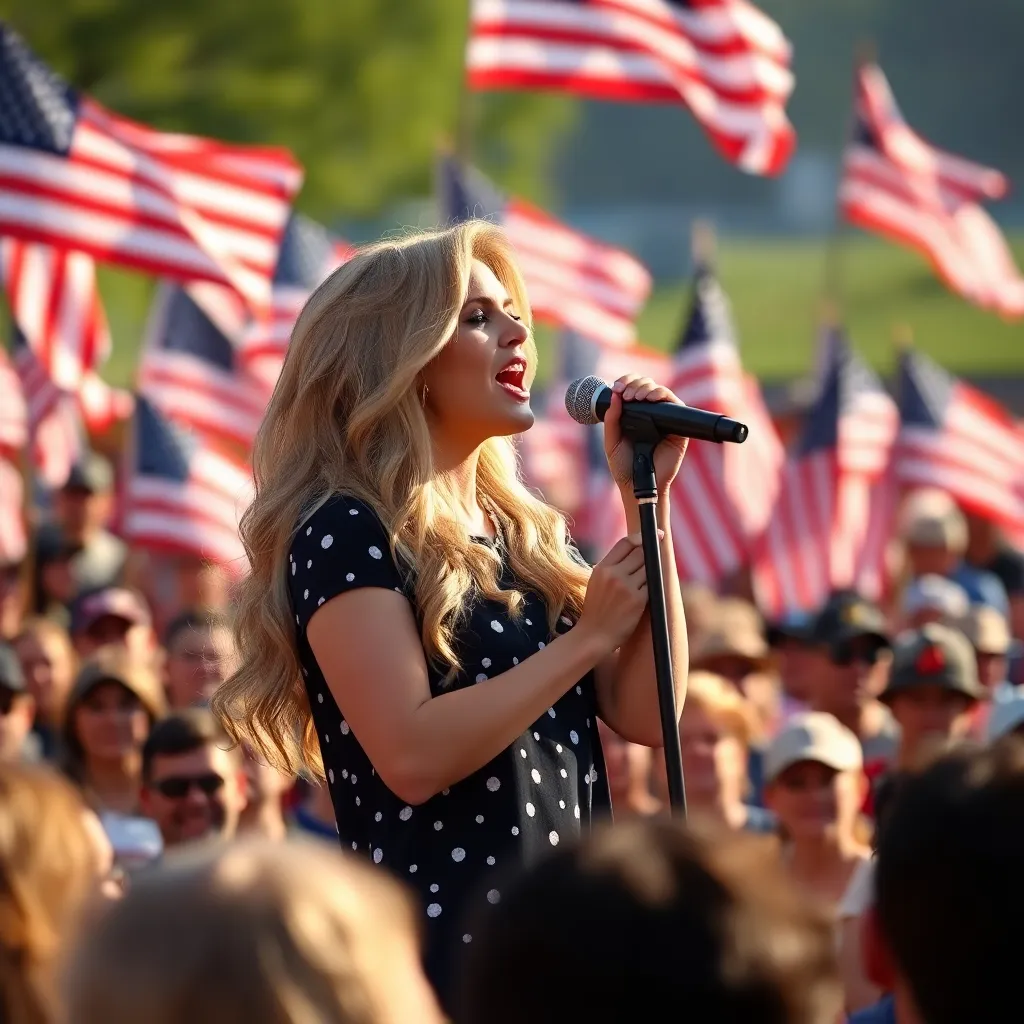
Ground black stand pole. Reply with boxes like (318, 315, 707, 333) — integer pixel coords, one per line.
(631, 439, 687, 818)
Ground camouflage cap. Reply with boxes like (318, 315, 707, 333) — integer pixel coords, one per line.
(880, 622, 985, 704)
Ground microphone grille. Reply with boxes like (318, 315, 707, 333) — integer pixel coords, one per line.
(564, 376, 606, 426)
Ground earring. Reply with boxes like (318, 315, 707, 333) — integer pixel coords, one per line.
(420, 383, 429, 406)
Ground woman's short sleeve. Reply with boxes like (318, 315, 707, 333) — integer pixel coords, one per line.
(287, 495, 408, 632)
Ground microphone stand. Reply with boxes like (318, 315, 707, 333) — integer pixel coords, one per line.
(628, 426, 687, 818)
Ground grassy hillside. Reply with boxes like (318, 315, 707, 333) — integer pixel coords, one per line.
(97, 234, 1024, 390)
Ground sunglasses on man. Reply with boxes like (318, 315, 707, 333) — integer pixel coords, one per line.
(830, 640, 884, 667)
(152, 773, 226, 799)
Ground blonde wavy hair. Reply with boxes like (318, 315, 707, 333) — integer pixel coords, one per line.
(684, 671, 761, 750)
(212, 221, 590, 778)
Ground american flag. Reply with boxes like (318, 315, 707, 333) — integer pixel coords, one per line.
(467, 0, 796, 176)
(8, 327, 84, 488)
(0, 238, 110, 392)
(0, 349, 27, 453)
(520, 331, 609, 551)
(10, 328, 61, 427)
(582, 337, 676, 558)
(752, 331, 898, 617)
(895, 349, 1024, 533)
(657, 258, 782, 587)
(839, 63, 1024, 319)
(0, 455, 26, 565)
(0, 24, 302, 311)
(3, 333, 81, 489)
(78, 371, 134, 436)
(439, 157, 651, 349)
(237, 213, 354, 398)
(0, 238, 132, 438)
(121, 397, 253, 569)
(138, 284, 270, 450)
(31, 393, 85, 489)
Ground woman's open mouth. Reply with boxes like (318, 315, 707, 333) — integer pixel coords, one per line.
(495, 359, 530, 401)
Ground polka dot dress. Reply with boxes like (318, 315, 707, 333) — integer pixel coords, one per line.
(288, 495, 611, 1006)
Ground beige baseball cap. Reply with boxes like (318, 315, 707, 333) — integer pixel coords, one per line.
(764, 712, 863, 783)
(955, 605, 1011, 655)
(899, 489, 967, 552)
(691, 598, 771, 669)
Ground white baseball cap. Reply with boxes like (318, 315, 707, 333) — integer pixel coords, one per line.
(902, 574, 970, 621)
(764, 712, 863, 783)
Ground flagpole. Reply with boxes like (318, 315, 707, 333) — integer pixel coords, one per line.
(822, 39, 876, 315)
(672, 219, 717, 350)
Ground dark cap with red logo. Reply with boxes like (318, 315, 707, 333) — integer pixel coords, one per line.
(880, 622, 985, 704)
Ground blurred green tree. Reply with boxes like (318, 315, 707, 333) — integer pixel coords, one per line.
(5, 0, 574, 217)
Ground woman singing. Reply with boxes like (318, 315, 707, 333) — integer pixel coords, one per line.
(213, 221, 689, 1008)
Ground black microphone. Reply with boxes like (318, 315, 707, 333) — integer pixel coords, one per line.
(564, 375, 748, 444)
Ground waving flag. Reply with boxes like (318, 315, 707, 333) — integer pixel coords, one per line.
(467, 0, 796, 175)
(8, 329, 85, 489)
(895, 349, 1024, 532)
(839, 63, 1024, 318)
(0, 24, 302, 311)
(77, 371, 134, 436)
(439, 157, 651, 349)
(0, 350, 27, 454)
(521, 331, 610, 551)
(139, 285, 269, 450)
(662, 258, 782, 586)
(0, 238, 110, 393)
(753, 332, 898, 617)
(238, 213, 354, 397)
(122, 398, 252, 569)
(10, 328, 61, 429)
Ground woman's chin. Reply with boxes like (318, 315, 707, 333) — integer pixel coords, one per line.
(492, 406, 536, 436)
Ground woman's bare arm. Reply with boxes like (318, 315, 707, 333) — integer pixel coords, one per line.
(308, 589, 605, 805)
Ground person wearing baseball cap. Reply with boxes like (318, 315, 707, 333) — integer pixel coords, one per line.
(900, 574, 969, 630)
(762, 712, 871, 910)
(46, 450, 127, 594)
(70, 586, 156, 665)
(803, 591, 899, 769)
(0, 642, 37, 764)
(766, 610, 817, 721)
(60, 646, 166, 869)
(954, 604, 1013, 695)
(879, 622, 984, 773)
(899, 489, 1008, 616)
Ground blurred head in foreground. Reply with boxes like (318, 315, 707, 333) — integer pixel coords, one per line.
(0, 763, 114, 1024)
(459, 818, 842, 1024)
(65, 837, 443, 1024)
(871, 738, 1024, 1024)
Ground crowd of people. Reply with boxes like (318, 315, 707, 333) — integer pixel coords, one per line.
(1, 444, 1023, 1022)
(3, 222, 1024, 1023)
